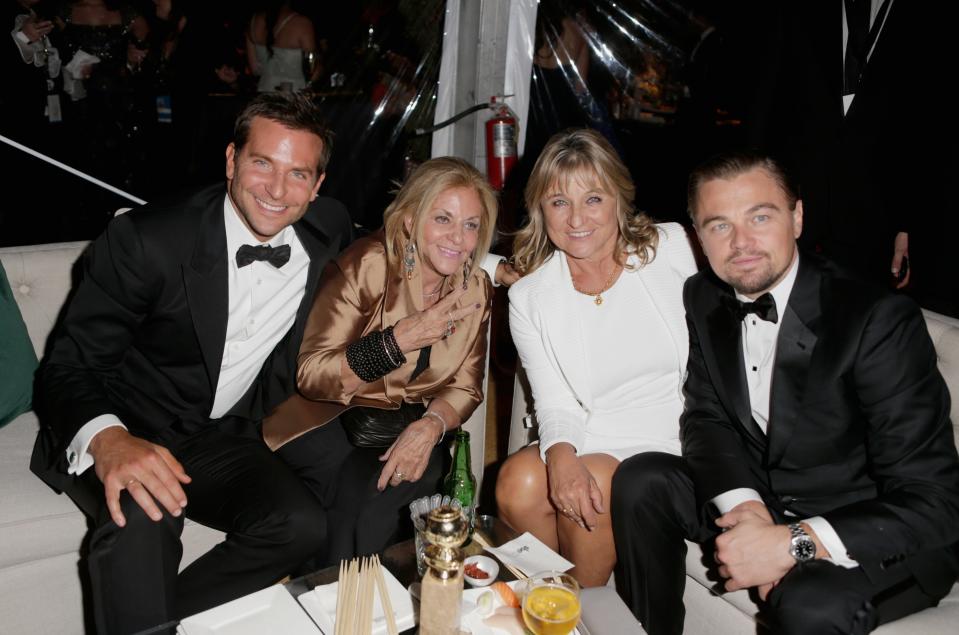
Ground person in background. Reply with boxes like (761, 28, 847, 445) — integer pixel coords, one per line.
(496, 129, 697, 587)
(246, 0, 319, 92)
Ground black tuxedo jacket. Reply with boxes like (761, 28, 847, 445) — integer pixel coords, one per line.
(681, 254, 959, 593)
(31, 184, 352, 483)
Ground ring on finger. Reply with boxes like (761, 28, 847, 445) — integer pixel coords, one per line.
(124, 478, 138, 487)
(444, 318, 454, 338)
(393, 470, 406, 481)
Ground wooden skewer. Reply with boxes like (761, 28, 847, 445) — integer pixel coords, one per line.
(343, 558, 360, 635)
(373, 555, 399, 635)
(472, 531, 528, 580)
(360, 557, 376, 634)
(334, 560, 346, 635)
(353, 558, 364, 635)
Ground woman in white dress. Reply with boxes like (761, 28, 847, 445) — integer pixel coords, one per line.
(495, 129, 697, 586)
(246, 1, 319, 92)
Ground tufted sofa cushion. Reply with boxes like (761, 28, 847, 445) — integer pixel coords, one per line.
(0, 241, 88, 358)
(0, 242, 224, 635)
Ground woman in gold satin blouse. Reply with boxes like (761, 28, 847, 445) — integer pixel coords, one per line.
(279, 156, 497, 561)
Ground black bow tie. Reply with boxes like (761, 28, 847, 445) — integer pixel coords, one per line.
(723, 292, 778, 324)
(235, 244, 291, 268)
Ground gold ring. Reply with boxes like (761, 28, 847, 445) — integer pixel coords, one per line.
(125, 478, 138, 487)
(394, 471, 405, 480)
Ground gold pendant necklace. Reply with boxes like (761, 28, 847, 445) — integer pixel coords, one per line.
(572, 261, 618, 306)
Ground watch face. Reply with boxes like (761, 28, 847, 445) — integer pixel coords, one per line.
(791, 536, 816, 562)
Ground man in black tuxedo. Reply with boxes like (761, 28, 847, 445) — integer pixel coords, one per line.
(611, 151, 959, 635)
(31, 92, 353, 633)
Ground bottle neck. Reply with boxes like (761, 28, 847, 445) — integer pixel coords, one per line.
(452, 430, 471, 470)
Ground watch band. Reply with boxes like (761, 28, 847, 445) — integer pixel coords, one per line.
(788, 522, 816, 563)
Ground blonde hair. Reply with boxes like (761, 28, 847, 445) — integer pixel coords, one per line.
(513, 128, 658, 275)
(383, 156, 498, 277)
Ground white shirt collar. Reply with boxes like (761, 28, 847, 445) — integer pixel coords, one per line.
(734, 250, 800, 317)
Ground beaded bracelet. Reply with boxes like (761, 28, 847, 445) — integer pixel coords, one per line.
(424, 410, 447, 446)
(346, 329, 405, 383)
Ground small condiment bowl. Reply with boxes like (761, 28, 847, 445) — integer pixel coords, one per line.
(463, 555, 499, 587)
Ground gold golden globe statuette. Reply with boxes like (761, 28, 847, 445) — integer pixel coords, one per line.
(420, 505, 469, 634)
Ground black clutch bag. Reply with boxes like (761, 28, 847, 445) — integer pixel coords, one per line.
(339, 402, 427, 448)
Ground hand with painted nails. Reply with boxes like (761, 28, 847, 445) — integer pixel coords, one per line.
(392, 286, 480, 353)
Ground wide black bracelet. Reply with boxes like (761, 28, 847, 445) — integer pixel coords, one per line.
(346, 329, 404, 383)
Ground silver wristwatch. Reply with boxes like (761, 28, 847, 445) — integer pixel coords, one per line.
(788, 522, 816, 563)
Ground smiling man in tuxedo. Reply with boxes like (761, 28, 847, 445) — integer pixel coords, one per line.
(31, 92, 353, 633)
(611, 150, 959, 635)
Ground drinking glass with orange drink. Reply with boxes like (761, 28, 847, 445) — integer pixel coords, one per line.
(521, 571, 581, 635)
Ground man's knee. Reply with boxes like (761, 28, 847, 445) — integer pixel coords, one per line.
(763, 563, 878, 635)
(91, 493, 184, 552)
(246, 498, 328, 564)
(612, 452, 687, 514)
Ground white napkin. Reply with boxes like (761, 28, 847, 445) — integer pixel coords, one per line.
(63, 49, 100, 100)
(296, 566, 415, 635)
(484, 532, 574, 577)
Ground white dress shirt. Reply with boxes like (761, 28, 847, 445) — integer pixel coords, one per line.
(66, 196, 309, 474)
(710, 254, 858, 568)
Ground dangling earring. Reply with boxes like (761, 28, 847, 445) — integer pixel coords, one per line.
(404, 241, 416, 280)
(462, 256, 472, 290)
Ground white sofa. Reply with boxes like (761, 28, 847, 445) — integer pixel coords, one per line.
(508, 310, 959, 633)
(0, 240, 489, 634)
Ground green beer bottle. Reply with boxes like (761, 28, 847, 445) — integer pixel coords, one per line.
(443, 428, 477, 529)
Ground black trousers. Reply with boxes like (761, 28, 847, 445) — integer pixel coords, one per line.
(278, 421, 448, 564)
(62, 422, 349, 635)
(610, 452, 952, 635)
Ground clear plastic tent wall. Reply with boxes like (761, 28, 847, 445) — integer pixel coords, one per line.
(511, 0, 745, 230)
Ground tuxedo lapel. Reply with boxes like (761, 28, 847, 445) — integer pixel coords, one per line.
(706, 295, 765, 447)
(183, 197, 229, 394)
(803, 2, 844, 119)
(768, 257, 821, 466)
(291, 216, 336, 341)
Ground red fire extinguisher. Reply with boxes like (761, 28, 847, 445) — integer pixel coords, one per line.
(485, 96, 517, 190)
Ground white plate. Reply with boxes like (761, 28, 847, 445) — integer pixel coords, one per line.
(297, 566, 416, 635)
(178, 585, 320, 635)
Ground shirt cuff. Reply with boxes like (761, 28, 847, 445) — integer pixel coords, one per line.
(711, 488, 763, 515)
(481, 253, 503, 287)
(804, 516, 859, 569)
(66, 415, 127, 475)
(11, 29, 34, 63)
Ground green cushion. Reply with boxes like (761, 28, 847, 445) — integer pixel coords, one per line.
(0, 261, 37, 427)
